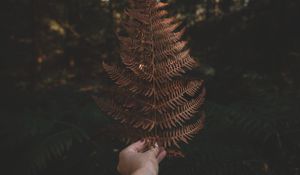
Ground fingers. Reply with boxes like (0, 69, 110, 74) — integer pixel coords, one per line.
(126, 140, 146, 152)
(157, 149, 167, 163)
(146, 143, 160, 157)
(146, 144, 167, 163)
(124, 140, 167, 164)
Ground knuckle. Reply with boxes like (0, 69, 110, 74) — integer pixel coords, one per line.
(119, 150, 125, 156)
(118, 152, 124, 160)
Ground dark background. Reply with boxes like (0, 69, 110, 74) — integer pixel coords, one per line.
(1, 0, 300, 175)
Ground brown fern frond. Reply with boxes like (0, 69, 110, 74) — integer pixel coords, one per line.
(152, 10, 169, 19)
(95, 0, 206, 155)
(155, 55, 196, 82)
(154, 21, 182, 35)
(157, 89, 206, 129)
(148, 80, 203, 100)
(118, 112, 205, 148)
(153, 28, 186, 50)
(158, 117, 205, 148)
(103, 63, 152, 94)
(102, 62, 136, 88)
(155, 41, 188, 60)
(154, 2, 169, 9)
(145, 81, 204, 113)
(94, 96, 157, 131)
(125, 9, 150, 24)
(152, 18, 178, 32)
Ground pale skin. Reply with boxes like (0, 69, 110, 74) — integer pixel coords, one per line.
(117, 140, 167, 175)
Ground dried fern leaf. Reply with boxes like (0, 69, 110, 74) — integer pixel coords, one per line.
(96, 0, 206, 154)
(158, 89, 206, 129)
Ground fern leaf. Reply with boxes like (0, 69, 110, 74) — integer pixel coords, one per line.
(96, 0, 206, 154)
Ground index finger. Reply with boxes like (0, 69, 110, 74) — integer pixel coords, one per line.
(125, 140, 146, 152)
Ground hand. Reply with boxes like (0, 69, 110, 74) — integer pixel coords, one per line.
(117, 140, 167, 175)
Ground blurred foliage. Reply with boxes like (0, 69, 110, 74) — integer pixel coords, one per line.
(1, 0, 300, 175)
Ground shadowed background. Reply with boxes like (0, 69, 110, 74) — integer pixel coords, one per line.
(1, 0, 300, 175)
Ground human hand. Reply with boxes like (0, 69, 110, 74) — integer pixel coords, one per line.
(117, 140, 167, 175)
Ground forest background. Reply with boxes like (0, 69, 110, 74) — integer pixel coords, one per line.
(1, 0, 300, 175)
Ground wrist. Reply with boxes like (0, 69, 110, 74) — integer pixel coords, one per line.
(132, 168, 157, 175)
